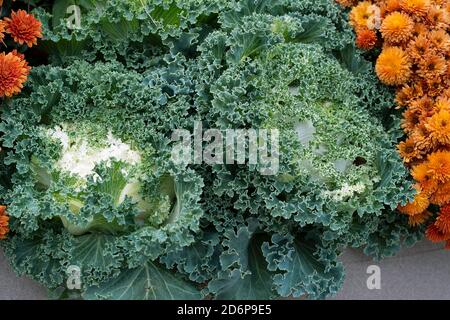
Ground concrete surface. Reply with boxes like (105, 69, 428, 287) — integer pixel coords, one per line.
(0, 240, 449, 300)
(332, 241, 450, 299)
(0, 249, 47, 300)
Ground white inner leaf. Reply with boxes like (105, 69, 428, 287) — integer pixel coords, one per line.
(295, 120, 316, 147)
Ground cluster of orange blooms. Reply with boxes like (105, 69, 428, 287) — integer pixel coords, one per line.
(0, 8, 42, 98)
(337, 0, 450, 247)
(0, 6, 42, 240)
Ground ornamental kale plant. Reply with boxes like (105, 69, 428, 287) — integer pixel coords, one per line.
(0, 0, 423, 299)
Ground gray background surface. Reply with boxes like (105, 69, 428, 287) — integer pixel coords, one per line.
(0, 240, 449, 300)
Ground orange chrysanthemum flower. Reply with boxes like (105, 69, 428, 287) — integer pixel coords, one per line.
(350, 1, 377, 31)
(407, 34, 433, 62)
(356, 28, 378, 50)
(429, 29, 450, 53)
(396, 84, 424, 107)
(400, 0, 431, 16)
(412, 162, 438, 195)
(409, 210, 432, 226)
(5, 10, 42, 47)
(0, 205, 9, 240)
(398, 190, 430, 216)
(427, 151, 450, 182)
(398, 137, 421, 163)
(425, 110, 450, 145)
(410, 124, 433, 152)
(410, 95, 434, 118)
(426, 5, 449, 29)
(381, 12, 414, 44)
(417, 51, 447, 78)
(402, 108, 422, 133)
(376, 46, 411, 85)
(0, 51, 31, 98)
(430, 181, 450, 205)
(426, 223, 450, 242)
(435, 204, 450, 233)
